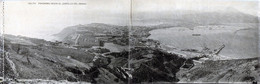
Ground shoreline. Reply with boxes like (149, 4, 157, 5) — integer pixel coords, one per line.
(146, 26, 258, 60)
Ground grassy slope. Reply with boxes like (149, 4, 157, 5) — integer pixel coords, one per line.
(4, 38, 95, 81)
(177, 58, 259, 82)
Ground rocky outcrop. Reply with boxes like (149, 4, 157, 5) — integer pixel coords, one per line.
(86, 47, 193, 83)
(129, 47, 188, 83)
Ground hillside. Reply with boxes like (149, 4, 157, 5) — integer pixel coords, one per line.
(133, 8, 258, 27)
(1, 18, 259, 83)
(177, 58, 259, 83)
(1, 35, 95, 82)
(53, 23, 129, 47)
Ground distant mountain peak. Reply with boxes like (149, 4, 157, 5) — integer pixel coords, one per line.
(221, 7, 240, 13)
(88, 23, 107, 25)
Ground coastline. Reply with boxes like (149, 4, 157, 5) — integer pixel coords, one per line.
(147, 26, 258, 59)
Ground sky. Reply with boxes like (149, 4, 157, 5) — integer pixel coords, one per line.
(2, 0, 259, 40)
(3, 0, 130, 40)
(133, 0, 259, 15)
(0, 0, 3, 35)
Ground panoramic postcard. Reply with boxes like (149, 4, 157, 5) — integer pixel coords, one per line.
(0, 0, 259, 83)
